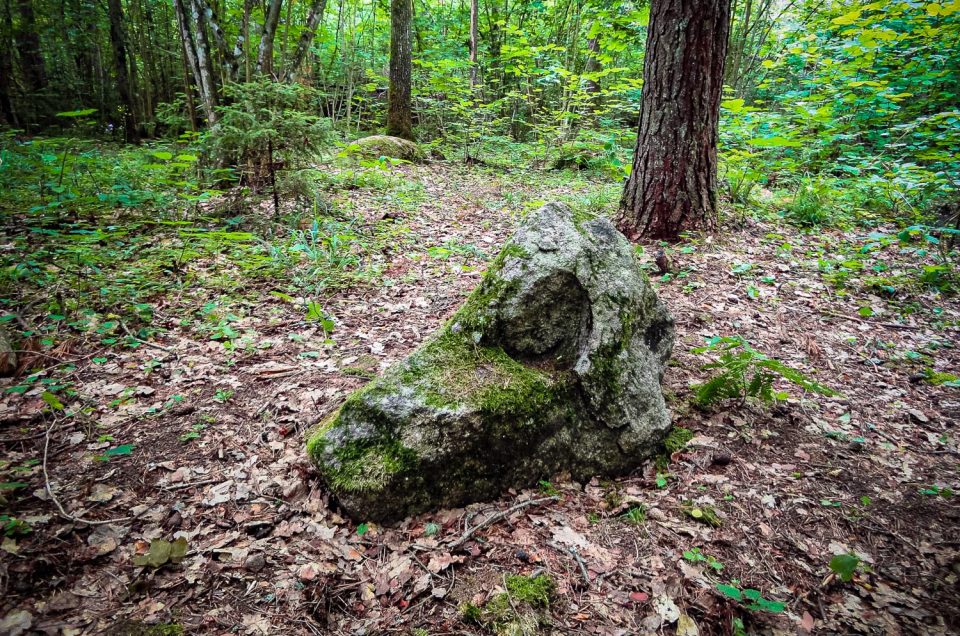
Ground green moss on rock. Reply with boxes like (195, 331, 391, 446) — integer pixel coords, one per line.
(663, 426, 694, 453)
(307, 202, 675, 522)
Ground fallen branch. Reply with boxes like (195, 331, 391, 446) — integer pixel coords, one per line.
(120, 321, 180, 359)
(449, 496, 559, 550)
(43, 418, 132, 526)
(567, 546, 591, 588)
(819, 310, 920, 331)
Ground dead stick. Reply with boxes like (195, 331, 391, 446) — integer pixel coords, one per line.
(43, 418, 132, 526)
(567, 546, 591, 588)
(449, 496, 559, 550)
(818, 310, 919, 331)
(120, 321, 180, 359)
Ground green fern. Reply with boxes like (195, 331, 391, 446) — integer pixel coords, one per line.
(693, 336, 836, 408)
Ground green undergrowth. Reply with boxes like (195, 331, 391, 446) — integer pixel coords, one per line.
(461, 574, 557, 635)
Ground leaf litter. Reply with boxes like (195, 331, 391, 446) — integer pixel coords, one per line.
(0, 163, 957, 634)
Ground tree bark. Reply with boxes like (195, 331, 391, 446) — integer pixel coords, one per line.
(386, 0, 413, 139)
(0, 0, 17, 126)
(582, 28, 600, 111)
(13, 0, 46, 94)
(285, 0, 328, 80)
(617, 0, 731, 241)
(257, 0, 283, 76)
(173, 0, 216, 125)
(107, 0, 138, 141)
(469, 0, 478, 88)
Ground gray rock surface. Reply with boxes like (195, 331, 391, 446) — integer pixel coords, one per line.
(308, 202, 675, 522)
(353, 135, 425, 162)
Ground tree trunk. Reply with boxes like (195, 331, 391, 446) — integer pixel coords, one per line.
(107, 0, 138, 141)
(0, 0, 17, 126)
(469, 0, 478, 88)
(617, 0, 731, 241)
(582, 28, 600, 111)
(13, 0, 46, 95)
(285, 0, 328, 80)
(386, 0, 413, 139)
(257, 0, 283, 76)
(173, 0, 216, 125)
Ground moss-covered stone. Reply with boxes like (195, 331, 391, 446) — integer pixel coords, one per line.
(353, 135, 425, 162)
(664, 426, 694, 453)
(308, 202, 675, 522)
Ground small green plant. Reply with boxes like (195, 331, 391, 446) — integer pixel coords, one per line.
(622, 505, 646, 524)
(716, 583, 786, 613)
(918, 485, 954, 497)
(538, 480, 559, 497)
(505, 573, 555, 607)
(460, 602, 483, 624)
(784, 179, 834, 227)
(179, 423, 206, 442)
(693, 336, 837, 407)
(682, 500, 722, 527)
(1, 514, 32, 536)
(663, 427, 694, 453)
(213, 389, 234, 403)
(683, 547, 724, 572)
(829, 553, 863, 582)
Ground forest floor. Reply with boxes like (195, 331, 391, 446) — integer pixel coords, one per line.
(1, 159, 959, 636)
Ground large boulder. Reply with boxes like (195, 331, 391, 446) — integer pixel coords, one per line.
(308, 203, 675, 522)
(352, 135, 425, 162)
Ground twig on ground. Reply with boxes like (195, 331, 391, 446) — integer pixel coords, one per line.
(119, 321, 180, 359)
(43, 417, 132, 526)
(448, 496, 559, 550)
(819, 310, 919, 331)
(161, 478, 222, 491)
(567, 546, 591, 588)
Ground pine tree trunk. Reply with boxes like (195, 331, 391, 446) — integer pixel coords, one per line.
(617, 0, 731, 241)
(107, 0, 139, 141)
(386, 0, 413, 140)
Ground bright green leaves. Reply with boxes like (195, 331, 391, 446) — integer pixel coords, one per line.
(716, 584, 786, 613)
(829, 553, 862, 582)
(95, 444, 135, 461)
(745, 136, 802, 148)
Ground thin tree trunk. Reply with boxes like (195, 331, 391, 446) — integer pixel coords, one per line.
(469, 0, 478, 88)
(173, 0, 216, 125)
(285, 0, 328, 80)
(234, 0, 254, 81)
(386, 0, 413, 139)
(616, 0, 732, 241)
(107, 0, 138, 141)
(582, 28, 601, 110)
(188, 0, 218, 122)
(0, 0, 17, 126)
(257, 0, 283, 76)
(13, 0, 46, 96)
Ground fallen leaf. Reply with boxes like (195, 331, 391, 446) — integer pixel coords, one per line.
(0, 609, 32, 636)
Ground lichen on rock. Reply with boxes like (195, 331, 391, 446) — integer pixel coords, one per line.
(308, 202, 675, 522)
(352, 135, 425, 162)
